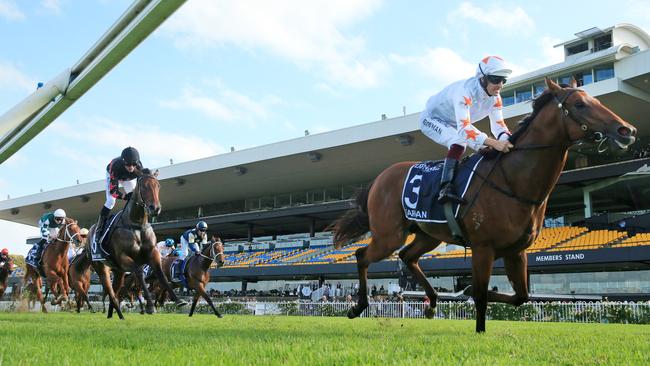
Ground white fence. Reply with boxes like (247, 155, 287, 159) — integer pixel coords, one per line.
(2, 300, 649, 324)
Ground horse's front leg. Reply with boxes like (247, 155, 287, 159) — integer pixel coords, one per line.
(470, 245, 495, 333)
(485, 251, 529, 306)
(151, 258, 186, 307)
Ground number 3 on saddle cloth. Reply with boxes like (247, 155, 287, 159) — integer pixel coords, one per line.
(401, 154, 483, 223)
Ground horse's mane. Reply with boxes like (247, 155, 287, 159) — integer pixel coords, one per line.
(509, 89, 555, 144)
(509, 83, 575, 144)
(141, 168, 152, 176)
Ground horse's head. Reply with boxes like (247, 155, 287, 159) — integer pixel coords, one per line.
(59, 218, 82, 246)
(546, 78, 637, 151)
(208, 235, 225, 268)
(136, 169, 162, 217)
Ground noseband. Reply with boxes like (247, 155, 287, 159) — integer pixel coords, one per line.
(55, 222, 80, 245)
(197, 241, 224, 263)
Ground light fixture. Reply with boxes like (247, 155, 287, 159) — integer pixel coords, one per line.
(235, 166, 247, 176)
(43, 203, 52, 209)
(10, 208, 19, 215)
(308, 152, 322, 162)
(80, 195, 90, 203)
(398, 134, 413, 146)
(175, 178, 186, 186)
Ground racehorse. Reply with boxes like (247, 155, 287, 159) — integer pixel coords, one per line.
(330, 78, 637, 332)
(87, 168, 186, 319)
(23, 218, 82, 312)
(68, 251, 95, 313)
(0, 256, 13, 300)
(155, 236, 225, 317)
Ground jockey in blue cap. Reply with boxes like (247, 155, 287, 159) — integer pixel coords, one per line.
(178, 221, 208, 260)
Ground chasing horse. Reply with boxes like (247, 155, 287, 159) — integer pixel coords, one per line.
(0, 249, 13, 300)
(331, 78, 637, 332)
(23, 218, 82, 312)
(154, 235, 225, 317)
(87, 168, 186, 319)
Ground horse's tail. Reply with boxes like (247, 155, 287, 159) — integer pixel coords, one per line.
(330, 184, 372, 248)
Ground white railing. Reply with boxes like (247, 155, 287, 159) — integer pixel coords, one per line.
(2, 300, 649, 324)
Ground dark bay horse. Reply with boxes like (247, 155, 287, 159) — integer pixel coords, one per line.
(331, 78, 637, 332)
(155, 236, 225, 317)
(0, 256, 13, 300)
(23, 218, 82, 311)
(88, 169, 186, 319)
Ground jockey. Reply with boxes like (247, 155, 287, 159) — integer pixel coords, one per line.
(0, 248, 10, 265)
(156, 238, 176, 258)
(420, 56, 515, 203)
(91, 146, 143, 261)
(27, 209, 66, 265)
(178, 221, 208, 260)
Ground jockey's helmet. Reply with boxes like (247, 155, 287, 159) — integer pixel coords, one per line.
(196, 221, 208, 232)
(0, 248, 8, 256)
(121, 146, 140, 166)
(53, 208, 66, 219)
(165, 238, 175, 247)
(476, 56, 512, 79)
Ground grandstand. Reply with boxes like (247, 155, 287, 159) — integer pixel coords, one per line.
(2, 24, 650, 299)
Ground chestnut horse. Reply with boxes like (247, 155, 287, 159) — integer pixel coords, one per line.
(23, 218, 82, 312)
(68, 251, 95, 313)
(88, 169, 186, 319)
(0, 256, 13, 300)
(331, 78, 637, 332)
(155, 236, 225, 317)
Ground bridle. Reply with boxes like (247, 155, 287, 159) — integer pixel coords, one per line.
(55, 221, 81, 245)
(196, 240, 224, 263)
(553, 89, 608, 152)
(132, 174, 159, 216)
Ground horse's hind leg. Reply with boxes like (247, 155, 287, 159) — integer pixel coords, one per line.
(96, 266, 124, 320)
(36, 277, 47, 313)
(349, 235, 405, 319)
(486, 251, 529, 305)
(398, 233, 442, 318)
(134, 268, 155, 314)
(470, 245, 495, 333)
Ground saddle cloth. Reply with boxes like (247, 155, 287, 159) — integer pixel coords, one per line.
(25, 242, 50, 276)
(91, 210, 123, 258)
(401, 154, 483, 223)
(170, 258, 189, 287)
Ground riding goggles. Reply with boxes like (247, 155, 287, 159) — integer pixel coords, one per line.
(486, 75, 507, 85)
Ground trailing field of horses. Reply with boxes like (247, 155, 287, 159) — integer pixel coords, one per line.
(0, 312, 648, 365)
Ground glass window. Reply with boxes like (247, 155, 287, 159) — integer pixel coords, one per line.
(533, 82, 545, 97)
(557, 75, 572, 86)
(515, 87, 532, 104)
(567, 42, 588, 55)
(501, 90, 515, 106)
(594, 34, 612, 51)
(594, 64, 614, 82)
(574, 70, 593, 86)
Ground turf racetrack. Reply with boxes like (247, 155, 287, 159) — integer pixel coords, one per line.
(1, 313, 648, 365)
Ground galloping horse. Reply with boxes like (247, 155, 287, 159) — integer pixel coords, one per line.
(331, 78, 637, 332)
(23, 218, 82, 312)
(88, 169, 186, 319)
(155, 236, 225, 317)
(0, 256, 13, 300)
(68, 251, 94, 313)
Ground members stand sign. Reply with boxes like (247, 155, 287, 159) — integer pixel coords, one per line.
(533, 252, 586, 263)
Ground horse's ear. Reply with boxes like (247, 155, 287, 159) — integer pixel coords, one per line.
(545, 77, 560, 91)
(569, 76, 578, 89)
(153, 169, 159, 178)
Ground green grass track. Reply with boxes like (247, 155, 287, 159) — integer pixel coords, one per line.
(1, 312, 648, 365)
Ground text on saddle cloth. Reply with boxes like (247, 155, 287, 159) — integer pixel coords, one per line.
(401, 154, 484, 223)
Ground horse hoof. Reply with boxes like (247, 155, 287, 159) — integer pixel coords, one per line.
(424, 306, 435, 319)
(146, 306, 155, 315)
(347, 307, 360, 319)
(175, 299, 188, 307)
(140, 310, 146, 315)
(217, 314, 223, 318)
(462, 285, 473, 297)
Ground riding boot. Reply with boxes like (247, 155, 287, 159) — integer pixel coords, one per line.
(35, 238, 46, 265)
(438, 158, 465, 204)
(91, 206, 111, 261)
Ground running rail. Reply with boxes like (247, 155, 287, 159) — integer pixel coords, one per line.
(0, 0, 186, 164)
